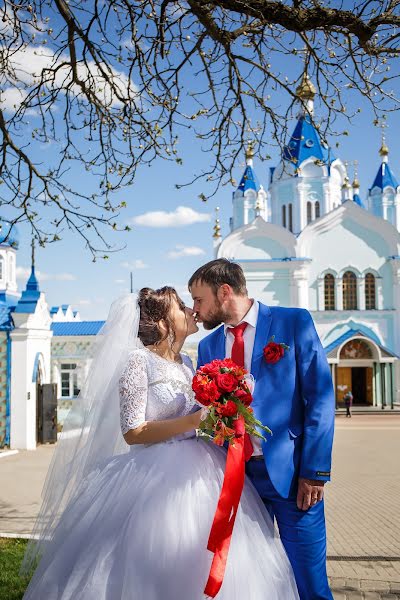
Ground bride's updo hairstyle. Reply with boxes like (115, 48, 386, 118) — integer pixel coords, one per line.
(138, 286, 185, 347)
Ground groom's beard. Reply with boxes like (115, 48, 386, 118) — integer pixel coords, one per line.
(201, 301, 231, 330)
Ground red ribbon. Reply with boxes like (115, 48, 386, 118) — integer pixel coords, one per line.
(204, 416, 249, 598)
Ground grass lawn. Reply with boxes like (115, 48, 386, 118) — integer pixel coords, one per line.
(0, 538, 31, 600)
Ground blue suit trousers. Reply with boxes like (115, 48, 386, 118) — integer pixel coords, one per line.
(246, 460, 333, 600)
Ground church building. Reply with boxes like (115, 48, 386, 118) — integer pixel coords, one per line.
(214, 74, 400, 410)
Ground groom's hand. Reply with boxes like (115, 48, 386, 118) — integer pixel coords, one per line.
(297, 478, 325, 511)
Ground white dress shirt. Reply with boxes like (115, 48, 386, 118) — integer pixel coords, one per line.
(224, 300, 263, 457)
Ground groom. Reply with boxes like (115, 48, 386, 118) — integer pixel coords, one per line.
(189, 258, 335, 600)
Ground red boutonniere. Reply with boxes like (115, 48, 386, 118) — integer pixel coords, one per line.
(263, 336, 290, 364)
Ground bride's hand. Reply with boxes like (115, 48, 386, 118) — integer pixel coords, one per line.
(190, 407, 208, 429)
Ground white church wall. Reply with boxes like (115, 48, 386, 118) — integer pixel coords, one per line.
(10, 329, 52, 450)
(244, 267, 292, 307)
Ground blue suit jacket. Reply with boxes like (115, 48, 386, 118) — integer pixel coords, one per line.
(197, 303, 335, 498)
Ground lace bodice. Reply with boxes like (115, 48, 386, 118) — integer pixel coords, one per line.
(118, 347, 198, 436)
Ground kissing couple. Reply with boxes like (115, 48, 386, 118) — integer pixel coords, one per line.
(22, 259, 335, 600)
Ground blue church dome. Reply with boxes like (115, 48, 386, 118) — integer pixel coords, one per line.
(0, 220, 19, 249)
(237, 165, 261, 193)
(283, 115, 334, 169)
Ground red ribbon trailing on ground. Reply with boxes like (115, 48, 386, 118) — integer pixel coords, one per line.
(204, 416, 252, 598)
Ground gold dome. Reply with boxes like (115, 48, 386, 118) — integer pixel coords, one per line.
(352, 177, 360, 189)
(342, 176, 352, 190)
(245, 142, 255, 161)
(296, 73, 316, 101)
(379, 141, 389, 157)
(213, 207, 221, 239)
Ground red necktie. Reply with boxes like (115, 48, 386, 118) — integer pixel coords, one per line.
(230, 322, 247, 368)
(229, 323, 254, 460)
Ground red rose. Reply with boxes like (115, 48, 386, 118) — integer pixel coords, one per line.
(235, 388, 253, 406)
(201, 362, 221, 378)
(215, 372, 238, 393)
(192, 375, 220, 406)
(218, 400, 238, 417)
(263, 342, 285, 364)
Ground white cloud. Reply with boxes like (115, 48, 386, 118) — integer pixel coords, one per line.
(2, 44, 138, 114)
(76, 299, 92, 306)
(167, 245, 206, 259)
(0, 88, 36, 115)
(131, 206, 211, 228)
(16, 266, 76, 281)
(114, 279, 127, 284)
(121, 259, 149, 270)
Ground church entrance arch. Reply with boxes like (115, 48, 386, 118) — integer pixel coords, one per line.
(336, 339, 374, 406)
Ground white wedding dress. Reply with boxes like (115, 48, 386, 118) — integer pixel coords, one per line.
(23, 348, 299, 600)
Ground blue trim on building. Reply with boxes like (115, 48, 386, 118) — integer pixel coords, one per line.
(32, 352, 42, 383)
(51, 321, 105, 336)
(13, 266, 41, 314)
(323, 328, 398, 358)
(233, 257, 312, 263)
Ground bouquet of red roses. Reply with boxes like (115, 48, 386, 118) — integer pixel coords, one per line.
(192, 358, 271, 447)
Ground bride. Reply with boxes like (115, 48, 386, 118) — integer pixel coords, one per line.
(21, 287, 299, 599)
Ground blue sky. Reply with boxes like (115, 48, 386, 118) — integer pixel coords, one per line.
(3, 4, 400, 332)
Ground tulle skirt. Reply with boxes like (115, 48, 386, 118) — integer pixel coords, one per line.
(23, 438, 299, 599)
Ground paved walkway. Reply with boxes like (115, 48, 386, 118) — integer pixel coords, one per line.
(1, 414, 400, 598)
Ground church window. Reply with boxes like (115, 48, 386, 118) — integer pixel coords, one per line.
(343, 271, 358, 310)
(315, 201, 320, 218)
(365, 273, 376, 310)
(307, 202, 312, 224)
(282, 205, 286, 228)
(0, 256, 3, 280)
(288, 203, 293, 232)
(324, 274, 335, 310)
(340, 339, 373, 359)
(60, 363, 80, 398)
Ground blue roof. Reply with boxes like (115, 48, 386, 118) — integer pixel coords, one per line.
(283, 115, 334, 168)
(0, 220, 19, 249)
(353, 193, 364, 208)
(371, 162, 399, 190)
(13, 266, 40, 314)
(237, 165, 260, 193)
(51, 321, 105, 336)
(0, 304, 13, 331)
(323, 328, 398, 358)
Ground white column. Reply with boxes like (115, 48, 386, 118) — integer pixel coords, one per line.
(358, 277, 366, 311)
(317, 277, 324, 311)
(336, 278, 343, 311)
(376, 277, 384, 310)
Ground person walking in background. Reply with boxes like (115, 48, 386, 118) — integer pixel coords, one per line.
(343, 390, 353, 417)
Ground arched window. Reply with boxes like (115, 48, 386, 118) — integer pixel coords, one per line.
(288, 203, 293, 232)
(343, 271, 358, 310)
(307, 201, 312, 224)
(365, 273, 376, 310)
(315, 201, 320, 218)
(324, 274, 335, 310)
(282, 205, 286, 228)
(0, 256, 4, 280)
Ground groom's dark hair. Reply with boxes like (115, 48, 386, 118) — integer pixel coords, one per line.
(188, 259, 247, 296)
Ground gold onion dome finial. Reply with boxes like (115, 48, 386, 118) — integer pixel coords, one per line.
(213, 207, 221, 239)
(352, 177, 360, 189)
(379, 139, 389, 157)
(245, 141, 255, 161)
(296, 72, 316, 101)
(342, 175, 351, 190)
